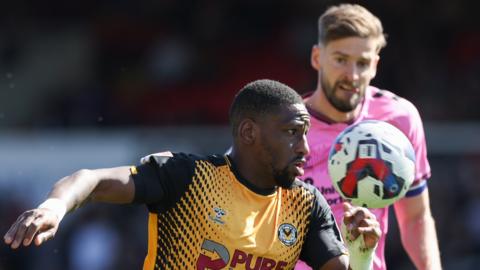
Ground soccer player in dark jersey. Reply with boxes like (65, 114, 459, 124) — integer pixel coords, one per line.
(4, 79, 380, 269)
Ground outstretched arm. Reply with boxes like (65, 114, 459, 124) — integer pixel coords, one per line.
(4, 166, 134, 249)
(394, 189, 442, 270)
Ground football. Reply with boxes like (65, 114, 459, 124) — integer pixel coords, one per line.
(328, 120, 416, 208)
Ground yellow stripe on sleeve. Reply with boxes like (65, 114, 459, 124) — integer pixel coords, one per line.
(143, 213, 158, 270)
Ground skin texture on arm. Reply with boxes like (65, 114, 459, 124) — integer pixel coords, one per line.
(4, 166, 134, 249)
(57, 166, 135, 207)
(394, 189, 442, 270)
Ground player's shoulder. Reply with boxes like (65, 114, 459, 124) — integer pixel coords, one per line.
(291, 179, 325, 200)
(367, 86, 421, 119)
(368, 86, 416, 108)
(290, 179, 334, 220)
(141, 151, 227, 168)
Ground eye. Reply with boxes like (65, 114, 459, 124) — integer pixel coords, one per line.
(335, 57, 347, 65)
(287, 129, 297, 136)
(357, 60, 370, 69)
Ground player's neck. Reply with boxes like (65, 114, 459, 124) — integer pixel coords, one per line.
(305, 88, 360, 124)
(229, 149, 277, 190)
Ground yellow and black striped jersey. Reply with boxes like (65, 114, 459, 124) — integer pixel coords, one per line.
(131, 152, 346, 270)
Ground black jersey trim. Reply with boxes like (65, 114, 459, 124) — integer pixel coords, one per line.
(225, 155, 277, 196)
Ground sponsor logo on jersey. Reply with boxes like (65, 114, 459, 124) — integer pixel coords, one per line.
(196, 239, 288, 270)
(278, 223, 298, 246)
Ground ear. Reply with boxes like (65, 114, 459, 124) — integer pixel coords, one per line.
(370, 54, 380, 79)
(238, 118, 258, 145)
(311, 44, 322, 71)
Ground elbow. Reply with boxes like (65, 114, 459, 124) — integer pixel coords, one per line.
(70, 168, 101, 194)
(73, 169, 94, 178)
(72, 169, 98, 189)
(52, 169, 95, 189)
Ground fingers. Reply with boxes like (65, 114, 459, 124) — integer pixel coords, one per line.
(4, 209, 58, 249)
(342, 201, 353, 217)
(4, 213, 29, 244)
(343, 202, 376, 224)
(356, 218, 380, 235)
(342, 203, 380, 242)
(4, 211, 36, 249)
(358, 223, 381, 235)
(357, 218, 381, 249)
(342, 202, 356, 230)
(4, 215, 21, 244)
(22, 218, 44, 246)
(34, 228, 57, 246)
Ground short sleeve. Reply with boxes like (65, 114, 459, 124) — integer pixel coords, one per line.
(131, 152, 196, 212)
(299, 188, 347, 268)
(393, 98, 431, 183)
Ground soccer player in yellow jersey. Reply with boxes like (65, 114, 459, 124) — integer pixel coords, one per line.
(4, 79, 380, 270)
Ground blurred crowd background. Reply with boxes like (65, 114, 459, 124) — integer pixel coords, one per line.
(0, 0, 479, 269)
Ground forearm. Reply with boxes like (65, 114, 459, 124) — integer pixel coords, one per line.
(46, 166, 134, 213)
(400, 213, 441, 270)
(47, 169, 103, 213)
(3, 166, 134, 249)
(395, 190, 442, 270)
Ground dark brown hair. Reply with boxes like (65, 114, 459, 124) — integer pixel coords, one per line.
(318, 4, 387, 52)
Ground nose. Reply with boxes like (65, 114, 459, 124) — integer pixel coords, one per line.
(345, 63, 360, 82)
(296, 134, 310, 156)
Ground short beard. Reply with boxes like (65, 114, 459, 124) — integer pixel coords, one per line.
(262, 141, 296, 189)
(273, 166, 295, 189)
(321, 73, 361, 112)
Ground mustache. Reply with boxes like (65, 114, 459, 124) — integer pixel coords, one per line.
(336, 80, 360, 88)
(291, 156, 307, 165)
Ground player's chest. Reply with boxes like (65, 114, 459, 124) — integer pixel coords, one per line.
(195, 187, 308, 268)
(305, 126, 346, 168)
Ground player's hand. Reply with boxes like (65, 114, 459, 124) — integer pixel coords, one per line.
(342, 202, 380, 249)
(4, 208, 61, 249)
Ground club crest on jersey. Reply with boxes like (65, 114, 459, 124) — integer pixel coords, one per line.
(278, 223, 298, 246)
(209, 206, 227, 225)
